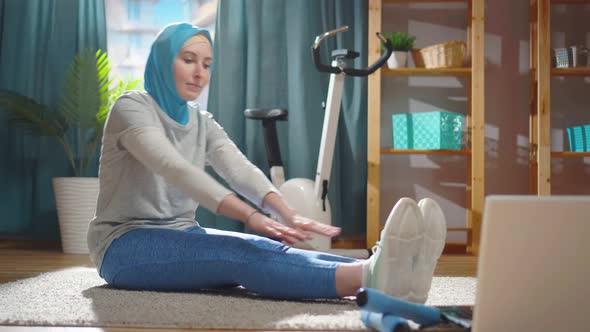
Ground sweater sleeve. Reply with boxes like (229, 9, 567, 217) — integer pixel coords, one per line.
(119, 126, 234, 213)
(202, 112, 280, 208)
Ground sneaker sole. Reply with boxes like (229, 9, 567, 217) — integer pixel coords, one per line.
(371, 197, 425, 300)
(411, 198, 447, 303)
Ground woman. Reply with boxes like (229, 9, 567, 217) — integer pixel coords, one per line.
(87, 23, 446, 302)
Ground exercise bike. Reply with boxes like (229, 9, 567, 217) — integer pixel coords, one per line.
(245, 26, 392, 258)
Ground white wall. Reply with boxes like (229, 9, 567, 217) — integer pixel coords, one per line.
(378, 1, 590, 242)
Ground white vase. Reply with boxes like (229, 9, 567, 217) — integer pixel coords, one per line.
(52, 177, 99, 254)
(387, 51, 409, 68)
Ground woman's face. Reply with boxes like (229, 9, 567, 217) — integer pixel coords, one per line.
(173, 37, 212, 101)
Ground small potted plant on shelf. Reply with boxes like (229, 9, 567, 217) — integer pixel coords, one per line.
(382, 32, 416, 68)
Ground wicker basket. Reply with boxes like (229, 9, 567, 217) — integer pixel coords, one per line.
(412, 40, 467, 68)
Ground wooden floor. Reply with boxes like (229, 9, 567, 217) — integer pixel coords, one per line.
(0, 245, 478, 332)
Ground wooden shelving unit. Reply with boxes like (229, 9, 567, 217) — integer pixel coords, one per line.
(529, 0, 590, 195)
(383, 67, 472, 77)
(551, 67, 590, 76)
(381, 149, 472, 156)
(367, 0, 485, 255)
(551, 152, 590, 157)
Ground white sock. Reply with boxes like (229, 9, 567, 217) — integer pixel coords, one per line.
(361, 258, 372, 287)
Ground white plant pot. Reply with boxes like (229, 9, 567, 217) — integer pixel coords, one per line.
(387, 51, 408, 68)
(52, 177, 99, 254)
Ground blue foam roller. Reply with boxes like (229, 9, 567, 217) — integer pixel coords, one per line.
(356, 288, 441, 327)
(361, 310, 410, 332)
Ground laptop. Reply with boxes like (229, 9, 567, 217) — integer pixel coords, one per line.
(472, 195, 590, 332)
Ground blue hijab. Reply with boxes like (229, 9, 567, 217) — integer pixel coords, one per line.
(144, 23, 212, 125)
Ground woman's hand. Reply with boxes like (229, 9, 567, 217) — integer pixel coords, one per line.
(280, 212, 341, 238)
(246, 211, 341, 245)
(260, 192, 341, 243)
(246, 211, 313, 245)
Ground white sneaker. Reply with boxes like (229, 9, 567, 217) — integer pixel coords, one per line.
(410, 198, 447, 303)
(367, 197, 425, 301)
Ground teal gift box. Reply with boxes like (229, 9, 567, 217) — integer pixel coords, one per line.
(566, 124, 590, 152)
(392, 111, 463, 150)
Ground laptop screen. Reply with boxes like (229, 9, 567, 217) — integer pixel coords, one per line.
(472, 195, 590, 332)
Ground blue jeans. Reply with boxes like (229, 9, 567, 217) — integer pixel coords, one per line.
(100, 227, 359, 299)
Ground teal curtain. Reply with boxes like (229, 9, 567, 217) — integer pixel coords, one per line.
(0, 0, 106, 239)
(200, 0, 368, 236)
(77, 0, 107, 51)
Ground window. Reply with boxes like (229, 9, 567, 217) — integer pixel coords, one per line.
(105, 0, 217, 107)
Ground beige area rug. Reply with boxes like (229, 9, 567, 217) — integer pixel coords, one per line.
(0, 267, 476, 329)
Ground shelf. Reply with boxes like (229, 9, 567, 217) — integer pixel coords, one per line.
(367, 0, 484, 255)
(381, 148, 471, 156)
(531, 0, 590, 194)
(551, 0, 590, 4)
(384, 0, 468, 3)
(382, 67, 471, 77)
(551, 67, 590, 76)
(551, 151, 590, 157)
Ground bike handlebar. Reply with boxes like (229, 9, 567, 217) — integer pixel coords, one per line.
(312, 26, 393, 76)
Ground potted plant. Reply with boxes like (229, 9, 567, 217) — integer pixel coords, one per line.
(382, 32, 416, 68)
(0, 49, 142, 254)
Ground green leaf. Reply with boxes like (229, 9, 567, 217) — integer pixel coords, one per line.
(3, 48, 143, 176)
(97, 76, 144, 128)
(0, 90, 67, 138)
(382, 32, 416, 52)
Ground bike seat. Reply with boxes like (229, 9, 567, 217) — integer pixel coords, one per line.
(244, 108, 288, 121)
(331, 49, 360, 60)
